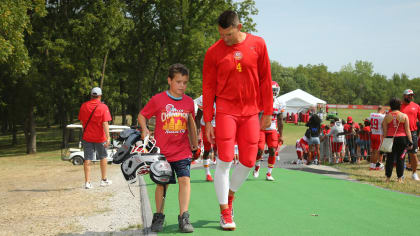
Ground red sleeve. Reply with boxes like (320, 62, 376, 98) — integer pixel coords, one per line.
(78, 103, 86, 122)
(140, 96, 157, 119)
(102, 104, 112, 122)
(258, 38, 273, 115)
(417, 104, 420, 121)
(202, 48, 216, 122)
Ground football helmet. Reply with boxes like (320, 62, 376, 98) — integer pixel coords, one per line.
(272, 81, 280, 98)
(120, 153, 164, 183)
(150, 158, 173, 185)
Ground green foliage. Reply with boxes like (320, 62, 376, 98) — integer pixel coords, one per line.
(272, 60, 420, 106)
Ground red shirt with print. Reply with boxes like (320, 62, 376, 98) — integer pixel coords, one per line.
(140, 92, 194, 162)
(78, 99, 112, 143)
(202, 33, 273, 122)
(401, 102, 420, 131)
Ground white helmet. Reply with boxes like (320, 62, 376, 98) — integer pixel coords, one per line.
(120, 153, 163, 183)
(150, 158, 173, 185)
(272, 81, 280, 97)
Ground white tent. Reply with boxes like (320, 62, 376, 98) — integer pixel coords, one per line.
(277, 89, 326, 115)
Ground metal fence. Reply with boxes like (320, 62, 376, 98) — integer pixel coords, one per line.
(319, 133, 371, 164)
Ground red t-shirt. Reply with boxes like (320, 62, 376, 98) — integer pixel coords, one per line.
(360, 126, 371, 141)
(140, 92, 194, 162)
(401, 102, 420, 131)
(78, 99, 112, 143)
(202, 33, 273, 122)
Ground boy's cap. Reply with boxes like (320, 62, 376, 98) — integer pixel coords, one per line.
(403, 89, 414, 95)
(91, 87, 102, 96)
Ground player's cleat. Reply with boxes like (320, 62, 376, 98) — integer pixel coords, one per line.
(206, 174, 213, 182)
(266, 173, 275, 181)
(253, 170, 259, 178)
(85, 182, 93, 189)
(220, 208, 236, 231)
(412, 173, 420, 181)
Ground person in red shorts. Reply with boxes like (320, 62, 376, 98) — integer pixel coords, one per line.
(400, 89, 420, 181)
(296, 136, 309, 164)
(194, 95, 216, 181)
(369, 106, 386, 170)
(202, 10, 273, 230)
(253, 81, 285, 181)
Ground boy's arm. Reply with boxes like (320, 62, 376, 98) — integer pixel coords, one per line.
(137, 113, 150, 140)
(187, 113, 198, 150)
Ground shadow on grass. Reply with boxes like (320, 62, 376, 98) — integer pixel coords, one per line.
(159, 220, 219, 234)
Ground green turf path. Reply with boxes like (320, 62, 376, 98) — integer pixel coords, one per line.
(144, 168, 420, 235)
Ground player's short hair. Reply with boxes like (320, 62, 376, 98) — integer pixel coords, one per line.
(218, 10, 240, 29)
(389, 97, 401, 111)
(377, 105, 383, 112)
(168, 63, 189, 79)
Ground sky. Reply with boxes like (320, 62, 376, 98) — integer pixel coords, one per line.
(251, 0, 420, 79)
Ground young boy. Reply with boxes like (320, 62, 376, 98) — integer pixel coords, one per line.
(138, 63, 198, 233)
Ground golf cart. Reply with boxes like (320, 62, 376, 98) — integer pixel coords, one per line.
(326, 111, 339, 121)
(61, 124, 130, 165)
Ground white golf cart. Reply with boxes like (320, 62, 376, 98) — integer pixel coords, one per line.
(61, 124, 130, 165)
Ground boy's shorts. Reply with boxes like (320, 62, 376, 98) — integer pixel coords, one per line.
(82, 140, 107, 160)
(168, 158, 191, 184)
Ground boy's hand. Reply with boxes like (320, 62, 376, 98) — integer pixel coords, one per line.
(205, 122, 215, 144)
(141, 128, 150, 140)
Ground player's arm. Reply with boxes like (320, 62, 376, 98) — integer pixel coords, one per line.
(258, 40, 273, 129)
(202, 50, 217, 143)
(277, 112, 284, 143)
(195, 108, 203, 136)
(187, 113, 198, 151)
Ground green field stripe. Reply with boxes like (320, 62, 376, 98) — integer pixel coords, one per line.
(144, 168, 420, 235)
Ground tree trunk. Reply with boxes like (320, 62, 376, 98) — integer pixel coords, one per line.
(100, 50, 109, 89)
(12, 120, 17, 145)
(24, 105, 36, 154)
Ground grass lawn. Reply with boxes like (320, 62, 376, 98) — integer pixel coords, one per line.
(333, 161, 420, 196)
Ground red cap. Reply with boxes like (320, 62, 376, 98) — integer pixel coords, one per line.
(347, 116, 353, 123)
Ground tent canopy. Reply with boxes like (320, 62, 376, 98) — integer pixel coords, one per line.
(277, 89, 326, 114)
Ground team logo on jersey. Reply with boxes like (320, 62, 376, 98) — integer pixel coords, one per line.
(233, 51, 243, 60)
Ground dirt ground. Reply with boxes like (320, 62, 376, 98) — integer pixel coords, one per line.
(0, 151, 140, 236)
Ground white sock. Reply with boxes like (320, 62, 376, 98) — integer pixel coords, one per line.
(267, 167, 273, 175)
(230, 163, 251, 192)
(203, 159, 211, 175)
(214, 158, 232, 205)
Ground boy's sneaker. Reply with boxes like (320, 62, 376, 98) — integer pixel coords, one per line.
(100, 179, 112, 186)
(220, 208, 236, 231)
(85, 182, 93, 189)
(266, 173, 275, 181)
(206, 174, 213, 182)
(178, 211, 194, 233)
(412, 173, 420, 181)
(151, 213, 165, 232)
(253, 170, 259, 178)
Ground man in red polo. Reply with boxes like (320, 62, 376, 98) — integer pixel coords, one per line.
(400, 89, 420, 181)
(78, 87, 112, 189)
(202, 10, 272, 230)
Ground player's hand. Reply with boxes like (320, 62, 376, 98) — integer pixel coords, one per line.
(260, 115, 271, 130)
(141, 128, 150, 140)
(205, 122, 215, 144)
